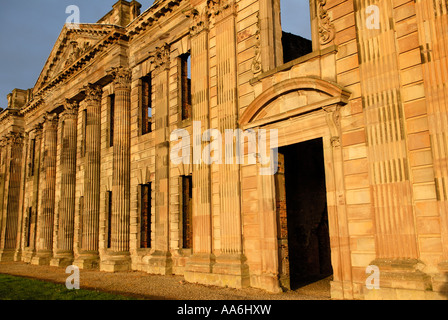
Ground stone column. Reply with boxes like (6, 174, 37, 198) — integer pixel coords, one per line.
(74, 84, 102, 269)
(51, 100, 79, 267)
(32, 113, 58, 265)
(0, 132, 24, 262)
(143, 44, 172, 274)
(102, 67, 132, 272)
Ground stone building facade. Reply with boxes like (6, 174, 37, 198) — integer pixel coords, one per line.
(0, 0, 448, 299)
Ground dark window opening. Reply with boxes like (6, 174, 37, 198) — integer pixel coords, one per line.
(26, 207, 32, 247)
(275, 138, 332, 291)
(79, 196, 84, 249)
(109, 94, 115, 147)
(180, 53, 192, 121)
(140, 183, 152, 249)
(29, 139, 36, 177)
(181, 175, 193, 249)
(141, 75, 152, 135)
(280, 1, 313, 63)
(81, 109, 87, 157)
(106, 191, 112, 249)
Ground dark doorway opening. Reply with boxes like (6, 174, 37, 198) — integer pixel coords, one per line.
(275, 138, 333, 290)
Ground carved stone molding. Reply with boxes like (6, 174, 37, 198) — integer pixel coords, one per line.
(317, 0, 335, 45)
(64, 41, 93, 69)
(107, 66, 132, 91)
(43, 112, 59, 130)
(6, 132, 24, 146)
(323, 105, 341, 148)
(83, 84, 103, 104)
(185, 7, 210, 36)
(251, 13, 262, 75)
(211, 0, 237, 19)
(149, 43, 171, 71)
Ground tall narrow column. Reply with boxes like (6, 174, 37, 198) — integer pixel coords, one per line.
(0, 132, 24, 262)
(74, 84, 102, 269)
(51, 100, 78, 267)
(32, 113, 58, 265)
(102, 67, 132, 272)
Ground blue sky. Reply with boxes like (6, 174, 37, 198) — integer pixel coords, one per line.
(0, 1, 311, 108)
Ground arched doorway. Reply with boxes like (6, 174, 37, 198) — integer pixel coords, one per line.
(240, 76, 353, 296)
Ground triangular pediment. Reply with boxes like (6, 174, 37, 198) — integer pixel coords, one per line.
(33, 24, 117, 94)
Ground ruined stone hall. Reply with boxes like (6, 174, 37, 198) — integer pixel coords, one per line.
(1, 0, 448, 299)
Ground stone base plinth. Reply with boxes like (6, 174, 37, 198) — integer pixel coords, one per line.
(0, 249, 15, 262)
(21, 249, 35, 263)
(73, 251, 99, 270)
(50, 251, 74, 267)
(362, 259, 433, 300)
(185, 253, 250, 289)
(142, 250, 172, 275)
(30, 250, 52, 265)
(100, 252, 131, 272)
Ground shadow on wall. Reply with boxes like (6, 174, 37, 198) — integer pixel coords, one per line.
(441, 273, 448, 299)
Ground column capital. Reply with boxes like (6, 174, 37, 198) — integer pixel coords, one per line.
(185, 6, 210, 36)
(83, 84, 103, 104)
(0, 137, 7, 148)
(43, 112, 59, 130)
(149, 43, 171, 72)
(210, 0, 237, 21)
(107, 66, 132, 91)
(5, 132, 24, 146)
(30, 122, 44, 136)
(61, 99, 79, 120)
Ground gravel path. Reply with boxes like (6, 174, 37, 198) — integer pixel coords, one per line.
(0, 262, 331, 300)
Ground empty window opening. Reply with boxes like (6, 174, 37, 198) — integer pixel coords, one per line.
(181, 175, 193, 249)
(141, 75, 152, 135)
(25, 207, 32, 247)
(275, 138, 332, 291)
(81, 109, 87, 157)
(29, 139, 36, 177)
(280, 1, 313, 63)
(180, 53, 192, 121)
(109, 94, 115, 147)
(140, 183, 152, 249)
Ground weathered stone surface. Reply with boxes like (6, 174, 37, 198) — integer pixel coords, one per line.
(0, 0, 447, 300)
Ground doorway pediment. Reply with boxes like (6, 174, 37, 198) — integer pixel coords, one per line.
(240, 77, 351, 129)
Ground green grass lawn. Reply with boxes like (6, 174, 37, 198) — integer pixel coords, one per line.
(0, 274, 136, 300)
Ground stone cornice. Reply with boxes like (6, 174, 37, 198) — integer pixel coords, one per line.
(127, 0, 183, 40)
(0, 108, 23, 123)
